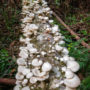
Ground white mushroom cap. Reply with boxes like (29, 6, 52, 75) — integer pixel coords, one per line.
(26, 72, 33, 79)
(62, 48, 69, 55)
(59, 40, 65, 45)
(22, 86, 30, 90)
(52, 25, 59, 33)
(19, 49, 28, 59)
(55, 44, 63, 51)
(49, 20, 53, 23)
(65, 69, 74, 79)
(21, 16, 32, 23)
(63, 55, 70, 62)
(29, 48, 37, 54)
(64, 75, 80, 88)
(16, 80, 22, 85)
(50, 79, 64, 89)
(69, 57, 75, 61)
(14, 84, 21, 90)
(18, 66, 26, 73)
(32, 58, 43, 67)
(22, 79, 28, 85)
(17, 58, 26, 66)
(65, 86, 76, 90)
(30, 77, 37, 84)
(54, 36, 61, 42)
(37, 74, 49, 81)
(22, 68, 30, 75)
(16, 73, 24, 80)
(41, 51, 46, 56)
(32, 68, 46, 77)
(42, 62, 52, 72)
(67, 60, 80, 72)
(61, 66, 67, 72)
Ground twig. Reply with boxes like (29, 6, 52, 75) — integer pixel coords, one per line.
(0, 78, 16, 85)
(53, 12, 90, 49)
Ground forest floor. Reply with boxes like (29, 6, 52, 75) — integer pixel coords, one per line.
(0, 1, 90, 90)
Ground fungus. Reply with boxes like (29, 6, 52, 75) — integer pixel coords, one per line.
(15, 0, 80, 89)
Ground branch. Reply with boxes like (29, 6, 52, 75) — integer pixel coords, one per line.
(53, 12, 90, 49)
(0, 78, 16, 85)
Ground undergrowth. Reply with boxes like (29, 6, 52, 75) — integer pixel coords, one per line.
(53, 16, 90, 90)
(0, 1, 90, 90)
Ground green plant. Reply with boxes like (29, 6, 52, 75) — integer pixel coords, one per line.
(0, 49, 16, 78)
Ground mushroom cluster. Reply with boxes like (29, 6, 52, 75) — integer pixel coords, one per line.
(14, 0, 80, 90)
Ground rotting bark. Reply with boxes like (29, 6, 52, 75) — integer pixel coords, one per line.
(53, 12, 90, 49)
(0, 78, 16, 85)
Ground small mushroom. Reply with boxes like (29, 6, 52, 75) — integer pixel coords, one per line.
(59, 40, 65, 45)
(18, 66, 26, 73)
(22, 79, 28, 86)
(17, 58, 26, 66)
(30, 77, 37, 84)
(52, 25, 59, 33)
(37, 74, 49, 81)
(63, 55, 70, 62)
(22, 86, 30, 90)
(64, 75, 80, 88)
(14, 85, 21, 90)
(15, 73, 24, 80)
(26, 72, 33, 79)
(22, 68, 30, 75)
(32, 58, 43, 67)
(65, 69, 74, 79)
(19, 49, 28, 59)
(42, 62, 52, 72)
(55, 44, 63, 52)
(62, 48, 69, 55)
(67, 60, 80, 72)
(32, 68, 46, 77)
(65, 86, 76, 90)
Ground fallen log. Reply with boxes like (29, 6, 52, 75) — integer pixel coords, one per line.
(53, 12, 90, 49)
(0, 78, 16, 85)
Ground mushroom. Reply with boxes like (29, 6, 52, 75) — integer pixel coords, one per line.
(32, 68, 46, 77)
(22, 86, 30, 90)
(14, 85, 21, 90)
(15, 73, 24, 80)
(64, 75, 80, 88)
(18, 66, 26, 73)
(65, 86, 76, 90)
(22, 68, 30, 75)
(69, 57, 75, 61)
(59, 40, 65, 45)
(41, 51, 46, 56)
(26, 72, 33, 79)
(52, 25, 59, 33)
(61, 66, 67, 72)
(55, 44, 63, 52)
(62, 48, 69, 55)
(42, 62, 52, 72)
(67, 60, 80, 72)
(32, 58, 43, 67)
(19, 49, 28, 59)
(29, 48, 37, 54)
(37, 74, 49, 81)
(63, 55, 70, 62)
(22, 79, 28, 86)
(30, 77, 37, 84)
(65, 69, 74, 79)
(50, 79, 64, 89)
(17, 58, 26, 66)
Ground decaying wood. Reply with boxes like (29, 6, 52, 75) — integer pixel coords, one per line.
(0, 78, 16, 85)
(53, 12, 90, 49)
